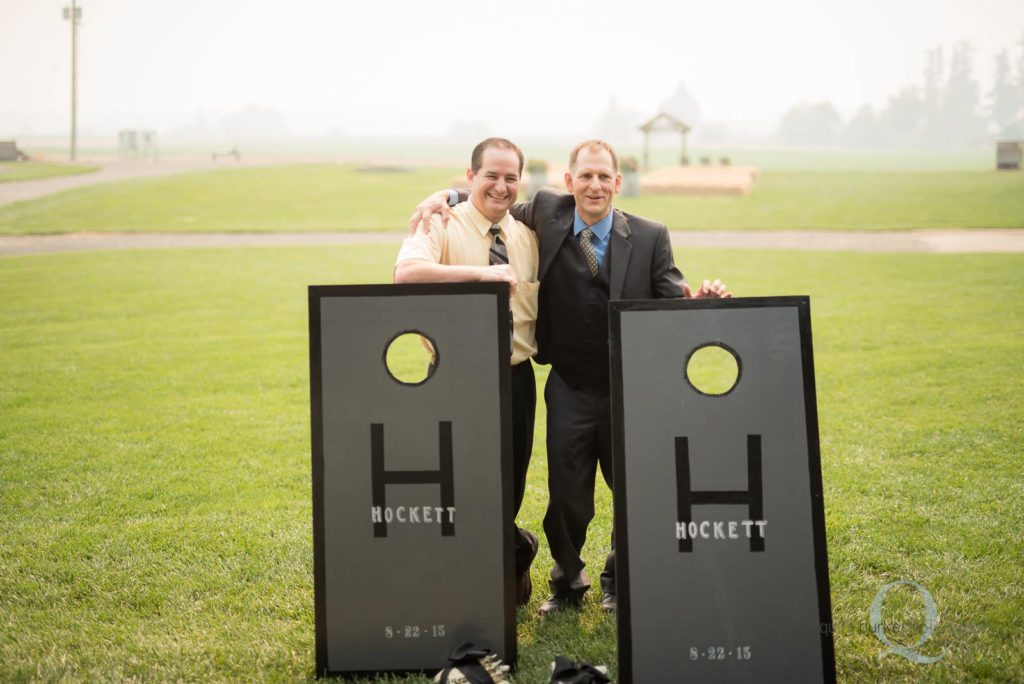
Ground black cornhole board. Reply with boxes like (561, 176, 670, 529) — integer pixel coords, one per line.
(609, 297, 835, 683)
(309, 283, 515, 678)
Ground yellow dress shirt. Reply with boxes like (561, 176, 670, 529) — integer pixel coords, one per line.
(396, 201, 540, 365)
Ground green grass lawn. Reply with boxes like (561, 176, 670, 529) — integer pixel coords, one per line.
(618, 170, 1024, 230)
(1, 164, 1022, 235)
(528, 145, 995, 172)
(1, 245, 1021, 682)
(17, 140, 992, 171)
(0, 165, 460, 235)
(0, 161, 98, 184)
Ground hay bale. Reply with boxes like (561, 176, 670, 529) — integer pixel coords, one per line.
(640, 165, 759, 196)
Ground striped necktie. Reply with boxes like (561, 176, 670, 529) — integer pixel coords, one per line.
(489, 225, 514, 356)
(488, 225, 509, 266)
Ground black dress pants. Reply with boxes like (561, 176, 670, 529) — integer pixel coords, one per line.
(510, 360, 538, 576)
(542, 369, 616, 598)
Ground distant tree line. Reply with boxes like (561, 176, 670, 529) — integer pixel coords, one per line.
(779, 34, 1024, 148)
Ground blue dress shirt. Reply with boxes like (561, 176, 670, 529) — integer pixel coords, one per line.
(573, 209, 614, 267)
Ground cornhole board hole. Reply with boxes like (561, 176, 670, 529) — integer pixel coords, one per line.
(309, 283, 515, 678)
(610, 296, 835, 683)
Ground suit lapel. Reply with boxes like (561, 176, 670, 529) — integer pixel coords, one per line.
(539, 209, 574, 282)
(609, 209, 632, 299)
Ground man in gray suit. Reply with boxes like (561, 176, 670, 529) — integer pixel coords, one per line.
(410, 139, 729, 616)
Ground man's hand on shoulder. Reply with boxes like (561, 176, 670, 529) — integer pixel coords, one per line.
(408, 190, 453, 235)
(684, 279, 732, 299)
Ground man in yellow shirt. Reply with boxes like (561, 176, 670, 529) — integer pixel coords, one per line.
(394, 137, 541, 606)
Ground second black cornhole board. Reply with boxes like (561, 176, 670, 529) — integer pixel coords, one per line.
(309, 283, 515, 678)
(609, 296, 835, 683)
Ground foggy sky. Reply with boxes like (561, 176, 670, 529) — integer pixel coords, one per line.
(1, 0, 1022, 138)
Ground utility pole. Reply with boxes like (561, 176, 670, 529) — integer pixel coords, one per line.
(62, 1, 82, 161)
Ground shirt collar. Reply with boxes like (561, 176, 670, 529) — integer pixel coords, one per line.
(573, 209, 614, 241)
(464, 200, 510, 238)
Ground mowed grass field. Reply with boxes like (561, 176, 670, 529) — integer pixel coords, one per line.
(1, 163, 1022, 234)
(1, 244, 1022, 682)
(0, 161, 98, 184)
(0, 166, 459, 235)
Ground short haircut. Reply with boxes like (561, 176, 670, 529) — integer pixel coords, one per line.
(471, 137, 524, 176)
(569, 139, 619, 174)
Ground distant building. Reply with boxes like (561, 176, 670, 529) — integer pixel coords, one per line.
(118, 130, 158, 161)
(0, 141, 28, 162)
(996, 141, 1023, 170)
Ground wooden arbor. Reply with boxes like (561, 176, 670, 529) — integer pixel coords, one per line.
(638, 112, 691, 170)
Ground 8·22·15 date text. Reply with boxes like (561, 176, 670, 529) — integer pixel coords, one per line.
(384, 625, 446, 638)
(690, 646, 752, 660)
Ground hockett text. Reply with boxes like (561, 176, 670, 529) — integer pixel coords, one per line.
(371, 506, 456, 525)
(676, 520, 767, 541)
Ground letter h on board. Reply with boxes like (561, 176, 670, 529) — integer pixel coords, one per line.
(675, 434, 764, 552)
(370, 422, 455, 538)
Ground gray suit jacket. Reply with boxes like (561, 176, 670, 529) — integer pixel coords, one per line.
(509, 188, 686, 300)
(454, 186, 686, 366)
(508, 188, 685, 368)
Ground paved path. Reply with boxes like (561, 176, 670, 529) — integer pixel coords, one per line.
(2, 229, 1022, 258)
(0, 157, 321, 207)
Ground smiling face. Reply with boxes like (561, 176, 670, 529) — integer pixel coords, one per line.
(566, 145, 622, 225)
(468, 147, 520, 223)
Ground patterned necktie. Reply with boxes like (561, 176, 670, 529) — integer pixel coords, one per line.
(488, 225, 509, 266)
(578, 227, 599, 275)
(489, 225, 514, 355)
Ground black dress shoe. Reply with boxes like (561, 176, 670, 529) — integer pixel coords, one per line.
(516, 571, 533, 607)
(549, 655, 611, 683)
(599, 592, 616, 614)
(516, 530, 539, 606)
(538, 593, 582, 616)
